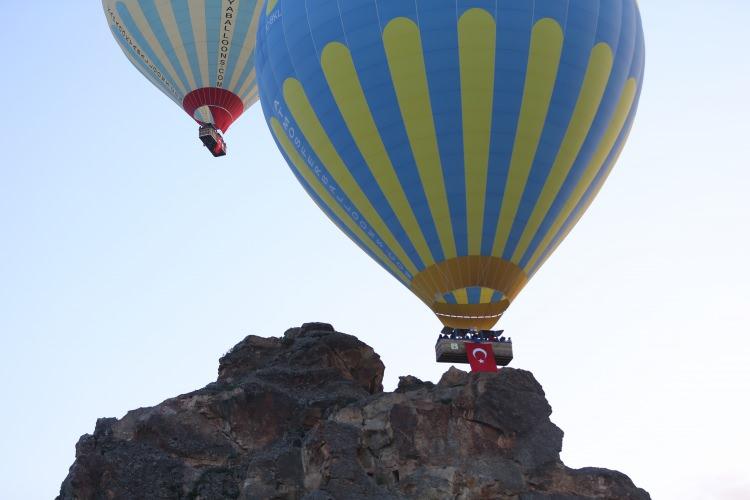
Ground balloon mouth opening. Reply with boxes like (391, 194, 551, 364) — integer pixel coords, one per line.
(193, 105, 216, 124)
(430, 300, 511, 330)
(193, 105, 235, 133)
(435, 312, 503, 319)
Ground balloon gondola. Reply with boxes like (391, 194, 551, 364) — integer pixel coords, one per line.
(102, 0, 264, 156)
(256, 0, 645, 369)
(199, 124, 227, 157)
(436, 327, 513, 372)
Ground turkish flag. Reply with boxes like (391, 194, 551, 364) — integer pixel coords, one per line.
(465, 343, 498, 373)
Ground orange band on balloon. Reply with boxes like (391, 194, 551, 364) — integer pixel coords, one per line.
(410, 256, 528, 329)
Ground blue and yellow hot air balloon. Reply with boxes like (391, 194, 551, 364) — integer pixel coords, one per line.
(102, 0, 264, 156)
(256, 0, 645, 330)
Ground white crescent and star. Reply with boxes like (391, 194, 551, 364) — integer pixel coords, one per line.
(472, 348, 488, 364)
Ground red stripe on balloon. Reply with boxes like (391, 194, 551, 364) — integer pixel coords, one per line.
(182, 87, 245, 133)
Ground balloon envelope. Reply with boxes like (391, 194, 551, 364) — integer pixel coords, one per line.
(256, 0, 645, 329)
(103, 0, 264, 132)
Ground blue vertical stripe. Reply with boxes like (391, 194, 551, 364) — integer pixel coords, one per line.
(345, 1, 447, 263)
(170, 0, 205, 88)
(138, 0, 192, 91)
(480, 0, 534, 256)
(417, 0, 469, 257)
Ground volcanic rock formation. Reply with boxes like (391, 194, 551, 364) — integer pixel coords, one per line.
(58, 323, 649, 499)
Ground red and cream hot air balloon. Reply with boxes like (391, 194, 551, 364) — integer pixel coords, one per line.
(102, 0, 263, 156)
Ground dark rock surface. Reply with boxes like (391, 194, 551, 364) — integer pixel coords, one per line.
(58, 323, 649, 499)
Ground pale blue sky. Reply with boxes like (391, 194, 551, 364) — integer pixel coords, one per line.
(1, 1, 749, 499)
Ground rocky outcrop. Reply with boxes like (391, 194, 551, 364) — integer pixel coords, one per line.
(58, 323, 649, 499)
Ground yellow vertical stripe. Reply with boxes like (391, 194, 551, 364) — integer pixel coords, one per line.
(459, 8, 496, 255)
(491, 19, 563, 257)
(188, 0, 210, 87)
(270, 118, 411, 286)
(453, 289, 469, 304)
(228, 0, 263, 91)
(266, 0, 279, 15)
(511, 43, 614, 263)
(126, 1, 188, 96)
(524, 79, 638, 273)
(283, 78, 419, 277)
(320, 42, 436, 267)
(154, 0, 198, 90)
(382, 17, 457, 260)
(479, 287, 495, 304)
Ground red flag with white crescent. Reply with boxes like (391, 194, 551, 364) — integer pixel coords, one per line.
(465, 343, 498, 373)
